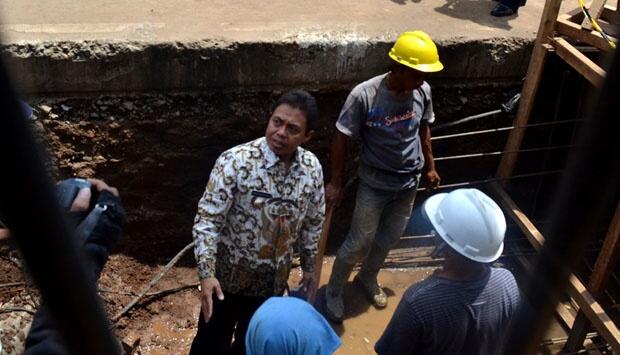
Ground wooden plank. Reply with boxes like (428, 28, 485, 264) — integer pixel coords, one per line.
(566, 8, 586, 23)
(565, 202, 620, 351)
(552, 37, 606, 88)
(488, 183, 545, 249)
(512, 248, 578, 331)
(556, 302, 577, 329)
(488, 182, 620, 353)
(586, 202, 620, 294)
(566, 274, 620, 354)
(566, 313, 592, 350)
(307, 204, 335, 304)
(601, 4, 619, 22)
(496, 0, 563, 180)
(556, 18, 616, 51)
(582, 0, 608, 30)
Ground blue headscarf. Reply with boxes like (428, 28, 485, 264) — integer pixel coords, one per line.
(246, 297, 341, 355)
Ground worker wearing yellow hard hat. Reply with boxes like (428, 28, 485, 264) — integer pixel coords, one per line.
(323, 30, 443, 323)
(388, 30, 444, 73)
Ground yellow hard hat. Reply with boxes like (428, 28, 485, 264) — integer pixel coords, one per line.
(389, 31, 444, 73)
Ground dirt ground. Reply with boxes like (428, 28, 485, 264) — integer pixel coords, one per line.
(0, 87, 521, 354)
(0, 246, 436, 354)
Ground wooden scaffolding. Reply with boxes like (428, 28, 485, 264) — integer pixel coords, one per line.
(491, 0, 619, 352)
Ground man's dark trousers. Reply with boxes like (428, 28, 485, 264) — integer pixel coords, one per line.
(189, 292, 268, 355)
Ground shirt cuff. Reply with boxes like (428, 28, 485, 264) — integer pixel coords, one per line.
(300, 253, 316, 274)
(197, 261, 216, 280)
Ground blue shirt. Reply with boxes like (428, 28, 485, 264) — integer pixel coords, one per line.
(336, 73, 434, 191)
(376, 267, 521, 355)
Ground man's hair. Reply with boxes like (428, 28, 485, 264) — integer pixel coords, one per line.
(274, 90, 318, 132)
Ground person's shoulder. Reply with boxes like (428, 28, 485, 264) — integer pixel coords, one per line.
(297, 147, 322, 171)
(490, 267, 519, 289)
(402, 275, 446, 305)
(419, 81, 432, 95)
(491, 267, 516, 280)
(219, 138, 262, 161)
(351, 73, 387, 96)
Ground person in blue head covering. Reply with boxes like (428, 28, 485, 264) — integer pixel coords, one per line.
(245, 297, 341, 355)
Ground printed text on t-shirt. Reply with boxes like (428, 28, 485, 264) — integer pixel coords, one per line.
(365, 109, 416, 128)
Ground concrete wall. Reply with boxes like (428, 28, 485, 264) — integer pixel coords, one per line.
(2, 37, 533, 94)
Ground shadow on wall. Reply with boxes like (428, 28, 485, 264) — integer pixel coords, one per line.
(434, 0, 515, 30)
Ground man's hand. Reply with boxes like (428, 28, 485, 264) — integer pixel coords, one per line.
(0, 229, 10, 241)
(87, 178, 119, 197)
(199, 277, 224, 323)
(425, 170, 441, 190)
(70, 187, 92, 212)
(299, 272, 316, 297)
(325, 182, 343, 207)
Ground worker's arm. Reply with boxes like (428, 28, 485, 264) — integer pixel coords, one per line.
(325, 131, 349, 206)
(327, 88, 364, 205)
(298, 160, 326, 294)
(420, 122, 440, 188)
(192, 152, 236, 322)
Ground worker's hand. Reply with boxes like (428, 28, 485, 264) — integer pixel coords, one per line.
(325, 181, 343, 207)
(425, 169, 441, 190)
(199, 277, 224, 323)
(87, 178, 119, 197)
(0, 229, 10, 241)
(299, 271, 316, 296)
(70, 187, 92, 212)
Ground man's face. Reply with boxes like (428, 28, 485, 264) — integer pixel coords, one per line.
(265, 104, 313, 159)
(397, 67, 428, 91)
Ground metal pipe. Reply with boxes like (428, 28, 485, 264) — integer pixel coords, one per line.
(432, 109, 502, 132)
(431, 119, 583, 141)
(431, 93, 521, 132)
(434, 145, 574, 162)
(416, 169, 564, 192)
(0, 56, 119, 353)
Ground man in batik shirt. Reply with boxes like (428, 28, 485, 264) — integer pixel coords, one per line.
(189, 90, 325, 355)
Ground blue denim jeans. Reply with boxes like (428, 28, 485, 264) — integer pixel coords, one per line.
(336, 179, 418, 267)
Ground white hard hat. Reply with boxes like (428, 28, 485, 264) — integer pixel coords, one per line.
(423, 188, 506, 263)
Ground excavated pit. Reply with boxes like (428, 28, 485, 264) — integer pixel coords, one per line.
(0, 83, 527, 354)
(7, 36, 597, 354)
(26, 84, 520, 263)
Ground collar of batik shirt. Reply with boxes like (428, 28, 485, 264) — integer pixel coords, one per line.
(259, 137, 301, 171)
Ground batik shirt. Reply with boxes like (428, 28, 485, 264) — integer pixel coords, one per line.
(193, 137, 325, 297)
